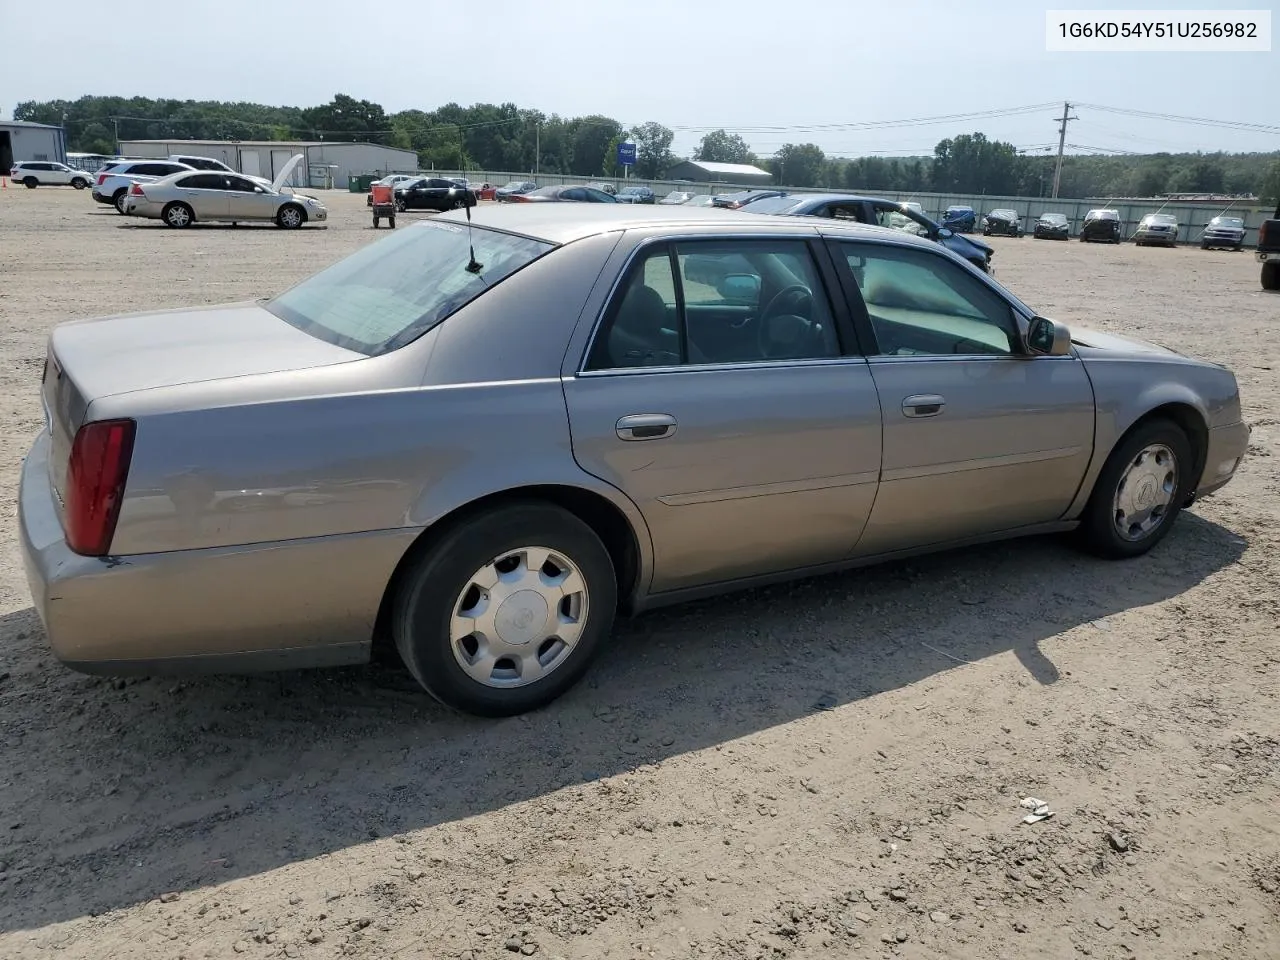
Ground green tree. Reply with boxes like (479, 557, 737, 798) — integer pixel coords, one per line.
(1259, 160, 1280, 204)
(630, 121, 675, 178)
(301, 93, 391, 144)
(693, 129, 754, 165)
(933, 132, 1020, 194)
(771, 143, 826, 187)
(567, 116, 622, 176)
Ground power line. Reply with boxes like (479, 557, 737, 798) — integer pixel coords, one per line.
(1076, 103, 1280, 135)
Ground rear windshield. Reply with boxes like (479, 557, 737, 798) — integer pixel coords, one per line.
(746, 195, 805, 215)
(266, 221, 555, 356)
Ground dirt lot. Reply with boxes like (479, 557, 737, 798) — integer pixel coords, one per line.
(0, 187, 1277, 960)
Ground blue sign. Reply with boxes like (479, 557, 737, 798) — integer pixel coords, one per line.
(617, 141, 637, 166)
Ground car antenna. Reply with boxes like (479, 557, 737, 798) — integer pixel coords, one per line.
(461, 188, 483, 274)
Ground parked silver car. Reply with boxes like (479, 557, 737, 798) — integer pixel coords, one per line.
(19, 206, 1249, 716)
(1135, 213, 1180, 247)
(122, 155, 326, 228)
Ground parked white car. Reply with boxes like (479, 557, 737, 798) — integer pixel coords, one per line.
(168, 154, 272, 188)
(92, 159, 195, 213)
(123, 154, 326, 229)
(9, 161, 92, 190)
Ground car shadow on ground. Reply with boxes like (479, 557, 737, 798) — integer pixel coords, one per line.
(0, 514, 1245, 932)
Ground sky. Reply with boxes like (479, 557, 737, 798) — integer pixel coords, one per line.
(0, 0, 1275, 159)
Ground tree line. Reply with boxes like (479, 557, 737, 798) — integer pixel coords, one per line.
(13, 94, 1280, 202)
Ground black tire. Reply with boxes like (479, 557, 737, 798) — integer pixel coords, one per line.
(23, 176, 38, 189)
(162, 202, 194, 228)
(113, 189, 129, 214)
(71, 177, 88, 190)
(276, 203, 305, 229)
(388, 215, 396, 228)
(392, 502, 618, 717)
(1076, 418, 1194, 560)
(372, 216, 380, 229)
(1263, 262, 1280, 291)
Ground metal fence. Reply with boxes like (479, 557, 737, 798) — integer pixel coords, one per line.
(367, 166, 1269, 245)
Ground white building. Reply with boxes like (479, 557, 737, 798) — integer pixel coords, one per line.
(117, 139, 418, 189)
(1, 120, 68, 171)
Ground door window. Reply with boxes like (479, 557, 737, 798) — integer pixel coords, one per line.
(840, 242, 1019, 356)
(224, 175, 260, 193)
(177, 173, 227, 190)
(873, 203, 930, 237)
(586, 240, 841, 370)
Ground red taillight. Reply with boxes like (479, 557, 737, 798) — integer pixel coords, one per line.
(129, 182, 144, 196)
(65, 419, 135, 557)
(96, 173, 108, 185)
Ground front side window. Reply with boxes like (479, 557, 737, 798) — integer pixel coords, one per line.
(267, 222, 554, 356)
(586, 239, 841, 370)
(224, 175, 260, 193)
(840, 242, 1018, 357)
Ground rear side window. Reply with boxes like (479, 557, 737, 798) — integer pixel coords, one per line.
(267, 221, 554, 356)
(586, 239, 841, 370)
(178, 173, 227, 189)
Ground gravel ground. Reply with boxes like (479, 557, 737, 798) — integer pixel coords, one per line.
(1, 187, 1278, 960)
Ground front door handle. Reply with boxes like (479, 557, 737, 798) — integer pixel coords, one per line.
(616, 413, 677, 441)
(902, 394, 945, 418)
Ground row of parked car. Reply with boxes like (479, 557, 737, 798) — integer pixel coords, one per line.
(982, 207, 1248, 250)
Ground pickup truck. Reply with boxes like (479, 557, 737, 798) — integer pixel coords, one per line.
(1261, 200, 1280, 291)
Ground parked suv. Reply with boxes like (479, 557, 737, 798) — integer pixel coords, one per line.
(1134, 213, 1180, 248)
(92, 159, 195, 213)
(1079, 209, 1122, 243)
(1257, 201, 1280, 290)
(10, 161, 92, 190)
(1201, 215, 1246, 251)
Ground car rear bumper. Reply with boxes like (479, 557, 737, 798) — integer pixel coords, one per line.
(91, 190, 115, 204)
(1259, 250, 1280, 263)
(1195, 420, 1250, 499)
(19, 430, 409, 676)
(123, 198, 163, 218)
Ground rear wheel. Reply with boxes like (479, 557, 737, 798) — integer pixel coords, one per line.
(23, 176, 37, 189)
(113, 189, 129, 214)
(276, 204, 304, 229)
(1263, 262, 1280, 291)
(372, 215, 380, 228)
(1076, 418, 1193, 559)
(392, 502, 617, 717)
(162, 202, 193, 228)
(71, 177, 88, 189)
(388, 215, 396, 228)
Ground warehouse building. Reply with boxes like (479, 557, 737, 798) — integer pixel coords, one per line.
(663, 159, 774, 186)
(117, 139, 418, 189)
(0, 120, 69, 171)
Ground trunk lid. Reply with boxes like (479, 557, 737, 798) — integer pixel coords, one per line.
(41, 302, 361, 513)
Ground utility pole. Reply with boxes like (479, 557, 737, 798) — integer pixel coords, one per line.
(1051, 101, 1076, 199)
(535, 122, 540, 176)
(112, 117, 120, 156)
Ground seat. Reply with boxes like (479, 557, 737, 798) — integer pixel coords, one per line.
(608, 284, 674, 366)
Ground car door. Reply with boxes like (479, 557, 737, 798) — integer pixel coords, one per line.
(48, 163, 75, 185)
(224, 174, 275, 220)
(171, 173, 230, 218)
(562, 234, 883, 594)
(827, 236, 1095, 556)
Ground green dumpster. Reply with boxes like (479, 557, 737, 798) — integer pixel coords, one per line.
(348, 174, 377, 193)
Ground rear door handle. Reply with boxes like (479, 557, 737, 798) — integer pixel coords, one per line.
(902, 394, 945, 418)
(616, 413, 677, 441)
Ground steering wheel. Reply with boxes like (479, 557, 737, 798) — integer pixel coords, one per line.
(757, 283, 814, 358)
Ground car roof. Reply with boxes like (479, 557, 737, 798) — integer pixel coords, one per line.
(431, 202, 948, 248)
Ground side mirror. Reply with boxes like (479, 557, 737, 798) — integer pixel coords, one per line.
(1026, 316, 1072, 356)
(937, 227, 954, 239)
(718, 273, 762, 303)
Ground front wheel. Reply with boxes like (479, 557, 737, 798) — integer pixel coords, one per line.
(1076, 418, 1193, 559)
(276, 204, 304, 229)
(392, 502, 617, 717)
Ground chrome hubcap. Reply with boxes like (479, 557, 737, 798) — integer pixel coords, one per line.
(450, 546, 588, 688)
(1113, 443, 1177, 541)
(282, 209, 300, 227)
(169, 207, 189, 226)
